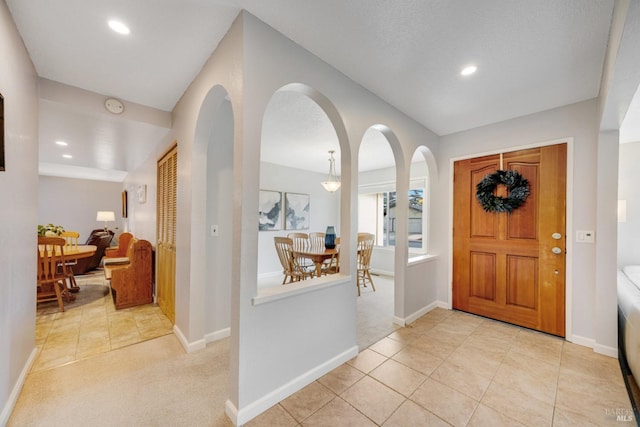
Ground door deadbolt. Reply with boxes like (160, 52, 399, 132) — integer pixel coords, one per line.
(552, 232, 562, 240)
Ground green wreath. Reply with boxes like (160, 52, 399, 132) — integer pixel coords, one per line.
(476, 170, 530, 213)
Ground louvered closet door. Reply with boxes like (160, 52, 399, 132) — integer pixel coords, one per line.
(157, 144, 177, 323)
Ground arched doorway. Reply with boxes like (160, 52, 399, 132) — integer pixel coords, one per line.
(191, 85, 235, 342)
(357, 125, 400, 348)
(257, 88, 341, 288)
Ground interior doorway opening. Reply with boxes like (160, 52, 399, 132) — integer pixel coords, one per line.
(357, 126, 399, 349)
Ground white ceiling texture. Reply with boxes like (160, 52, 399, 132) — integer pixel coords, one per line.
(6, 0, 638, 181)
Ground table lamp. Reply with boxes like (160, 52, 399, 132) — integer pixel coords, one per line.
(96, 211, 115, 231)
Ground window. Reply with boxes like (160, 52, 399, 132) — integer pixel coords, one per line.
(408, 189, 424, 248)
(358, 178, 426, 251)
(382, 191, 395, 246)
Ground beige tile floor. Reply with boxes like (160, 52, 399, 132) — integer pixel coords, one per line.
(248, 308, 634, 427)
(34, 273, 173, 372)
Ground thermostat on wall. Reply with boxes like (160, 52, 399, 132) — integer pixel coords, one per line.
(105, 98, 124, 114)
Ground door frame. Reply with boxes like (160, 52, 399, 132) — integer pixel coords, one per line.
(447, 137, 575, 339)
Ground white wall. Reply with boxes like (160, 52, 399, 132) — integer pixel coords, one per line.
(233, 14, 438, 422)
(38, 176, 124, 241)
(595, 131, 619, 355)
(437, 99, 615, 354)
(143, 11, 439, 425)
(258, 161, 340, 280)
(205, 98, 234, 337)
(123, 156, 158, 245)
(618, 141, 640, 266)
(0, 1, 39, 423)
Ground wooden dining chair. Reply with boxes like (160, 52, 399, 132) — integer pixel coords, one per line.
(308, 232, 325, 249)
(287, 232, 314, 271)
(60, 231, 79, 249)
(287, 232, 309, 250)
(322, 236, 340, 275)
(309, 232, 336, 273)
(274, 237, 314, 284)
(37, 236, 74, 312)
(60, 231, 80, 290)
(356, 233, 376, 295)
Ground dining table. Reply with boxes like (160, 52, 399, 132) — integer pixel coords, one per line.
(37, 243, 97, 260)
(36, 241, 98, 307)
(64, 245, 97, 291)
(63, 244, 97, 260)
(293, 246, 338, 278)
(39, 244, 97, 292)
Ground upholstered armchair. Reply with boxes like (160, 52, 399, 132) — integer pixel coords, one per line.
(69, 229, 113, 275)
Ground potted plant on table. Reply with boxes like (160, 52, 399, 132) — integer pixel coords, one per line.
(37, 224, 65, 237)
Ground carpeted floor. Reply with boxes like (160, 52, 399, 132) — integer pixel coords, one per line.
(356, 274, 399, 350)
(8, 334, 233, 426)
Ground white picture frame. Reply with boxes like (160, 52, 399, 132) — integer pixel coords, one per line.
(137, 184, 147, 204)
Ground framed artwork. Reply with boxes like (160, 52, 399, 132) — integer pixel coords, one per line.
(137, 184, 147, 204)
(285, 192, 310, 230)
(258, 190, 282, 231)
(122, 190, 128, 218)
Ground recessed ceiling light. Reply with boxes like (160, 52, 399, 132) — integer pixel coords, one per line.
(460, 65, 477, 76)
(55, 140, 68, 146)
(62, 154, 73, 159)
(108, 20, 130, 35)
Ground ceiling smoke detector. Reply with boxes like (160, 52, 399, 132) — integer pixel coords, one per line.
(105, 98, 124, 114)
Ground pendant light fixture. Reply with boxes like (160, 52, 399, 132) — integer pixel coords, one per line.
(321, 150, 341, 192)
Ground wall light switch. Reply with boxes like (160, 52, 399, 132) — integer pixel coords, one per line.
(576, 230, 595, 243)
(210, 224, 219, 237)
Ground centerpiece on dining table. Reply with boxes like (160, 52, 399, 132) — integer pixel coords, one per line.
(325, 226, 337, 249)
(37, 223, 65, 237)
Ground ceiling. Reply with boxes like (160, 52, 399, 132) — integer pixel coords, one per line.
(6, 0, 639, 180)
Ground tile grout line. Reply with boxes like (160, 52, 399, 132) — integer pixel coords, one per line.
(550, 340, 565, 427)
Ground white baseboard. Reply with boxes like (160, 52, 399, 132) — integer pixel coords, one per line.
(225, 400, 239, 426)
(1, 346, 37, 426)
(229, 345, 359, 426)
(371, 269, 394, 277)
(173, 326, 229, 353)
(567, 334, 618, 359)
(205, 327, 230, 344)
(567, 334, 595, 349)
(392, 316, 405, 327)
(594, 343, 618, 358)
(437, 301, 452, 310)
(401, 301, 442, 325)
(173, 325, 206, 353)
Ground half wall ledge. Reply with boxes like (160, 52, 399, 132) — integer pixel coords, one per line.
(252, 274, 352, 305)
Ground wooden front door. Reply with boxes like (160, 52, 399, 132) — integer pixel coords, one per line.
(157, 144, 177, 323)
(453, 144, 566, 336)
